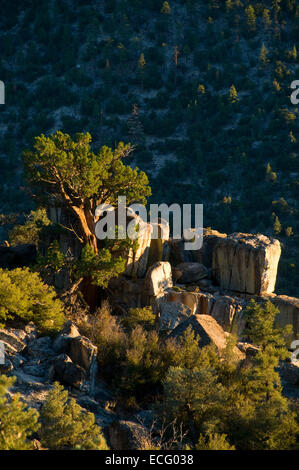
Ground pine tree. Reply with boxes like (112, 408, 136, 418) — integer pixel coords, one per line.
(161, 1, 171, 14)
(273, 79, 280, 92)
(197, 84, 206, 95)
(229, 84, 238, 103)
(266, 163, 277, 183)
(163, 366, 225, 439)
(273, 215, 282, 234)
(0, 375, 39, 450)
(272, 0, 281, 38)
(138, 53, 146, 70)
(225, 0, 233, 13)
(40, 382, 109, 450)
(173, 45, 179, 86)
(245, 5, 256, 32)
(289, 130, 296, 143)
(259, 43, 269, 65)
(243, 299, 291, 354)
(262, 9, 272, 28)
(127, 104, 145, 146)
(138, 53, 146, 88)
(240, 299, 298, 449)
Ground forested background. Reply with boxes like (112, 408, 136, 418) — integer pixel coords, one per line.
(0, 0, 298, 295)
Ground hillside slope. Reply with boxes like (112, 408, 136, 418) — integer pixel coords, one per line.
(0, 0, 298, 294)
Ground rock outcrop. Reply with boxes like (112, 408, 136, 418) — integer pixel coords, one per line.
(0, 320, 100, 392)
(164, 289, 211, 315)
(124, 214, 169, 279)
(124, 221, 152, 279)
(108, 420, 149, 450)
(53, 353, 85, 389)
(159, 301, 192, 332)
(53, 320, 80, 353)
(271, 295, 299, 338)
(0, 328, 27, 354)
(212, 233, 281, 295)
(209, 294, 246, 333)
(144, 261, 173, 298)
(69, 336, 98, 371)
(196, 229, 227, 267)
(169, 314, 245, 360)
(172, 262, 209, 284)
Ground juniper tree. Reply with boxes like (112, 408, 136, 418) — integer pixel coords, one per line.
(24, 132, 151, 255)
(23, 132, 151, 305)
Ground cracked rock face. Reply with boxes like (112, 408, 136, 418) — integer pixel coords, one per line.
(159, 301, 192, 332)
(144, 261, 173, 297)
(271, 295, 299, 338)
(212, 233, 281, 295)
(169, 314, 245, 360)
(172, 262, 209, 284)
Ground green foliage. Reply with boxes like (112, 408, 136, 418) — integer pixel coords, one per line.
(40, 382, 109, 450)
(259, 43, 269, 66)
(81, 302, 127, 371)
(121, 306, 156, 331)
(0, 267, 64, 332)
(243, 299, 292, 356)
(75, 244, 126, 288)
(160, 300, 299, 449)
(138, 53, 146, 70)
(9, 208, 51, 247)
(24, 131, 151, 209)
(229, 84, 238, 103)
(245, 5, 256, 32)
(161, 1, 171, 14)
(82, 307, 214, 400)
(0, 375, 39, 450)
(273, 215, 282, 234)
(121, 326, 168, 395)
(163, 366, 226, 430)
(36, 240, 68, 278)
(196, 432, 235, 450)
